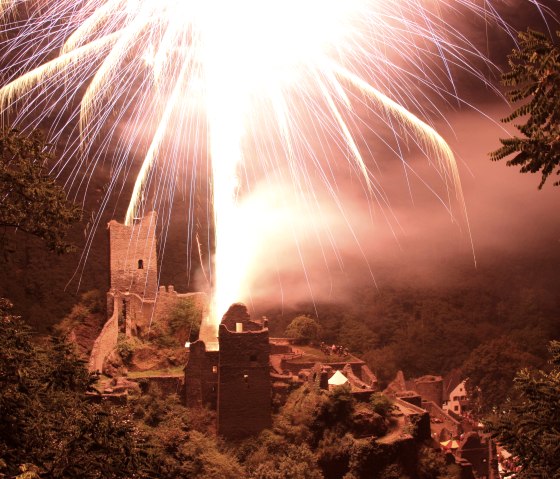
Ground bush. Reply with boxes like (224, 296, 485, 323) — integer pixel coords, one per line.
(417, 446, 460, 479)
(369, 393, 395, 418)
(80, 289, 105, 314)
(168, 297, 202, 343)
(321, 385, 355, 427)
(244, 431, 322, 479)
(285, 315, 319, 345)
(116, 334, 137, 365)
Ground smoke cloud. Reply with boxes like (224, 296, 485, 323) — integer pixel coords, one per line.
(234, 104, 558, 313)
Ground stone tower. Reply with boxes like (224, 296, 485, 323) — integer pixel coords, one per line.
(108, 211, 158, 300)
(184, 340, 220, 409)
(217, 304, 271, 440)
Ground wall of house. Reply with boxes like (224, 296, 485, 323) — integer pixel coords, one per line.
(444, 381, 468, 414)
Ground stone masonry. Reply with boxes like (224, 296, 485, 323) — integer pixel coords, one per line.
(184, 340, 220, 409)
(108, 210, 158, 301)
(184, 303, 273, 440)
(217, 322, 272, 439)
(89, 212, 205, 372)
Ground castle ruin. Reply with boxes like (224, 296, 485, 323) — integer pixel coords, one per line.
(91, 211, 382, 442)
(185, 303, 272, 439)
(89, 212, 204, 373)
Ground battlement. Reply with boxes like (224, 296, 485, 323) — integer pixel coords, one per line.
(158, 285, 175, 294)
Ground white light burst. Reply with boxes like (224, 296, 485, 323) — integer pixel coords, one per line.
(0, 0, 534, 339)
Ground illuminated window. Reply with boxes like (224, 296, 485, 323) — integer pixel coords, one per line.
(212, 366, 217, 373)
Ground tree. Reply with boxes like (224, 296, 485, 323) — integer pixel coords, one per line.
(490, 30, 560, 188)
(243, 431, 322, 479)
(0, 128, 81, 253)
(487, 341, 560, 478)
(337, 319, 379, 355)
(461, 337, 540, 413)
(285, 315, 319, 345)
(168, 297, 202, 344)
(0, 300, 150, 478)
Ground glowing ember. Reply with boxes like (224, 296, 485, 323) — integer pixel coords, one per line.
(0, 0, 522, 337)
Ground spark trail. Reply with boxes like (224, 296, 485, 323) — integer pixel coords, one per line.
(0, 0, 532, 339)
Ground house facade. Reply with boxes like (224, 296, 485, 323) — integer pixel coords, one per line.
(443, 379, 469, 415)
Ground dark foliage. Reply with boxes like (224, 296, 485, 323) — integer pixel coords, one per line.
(487, 341, 560, 478)
(129, 390, 244, 479)
(0, 299, 149, 478)
(369, 393, 396, 418)
(318, 385, 356, 430)
(0, 129, 81, 253)
(462, 337, 541, 413)
(168, 296, 202, 343)
(490, 30, 560, 188)
(258, 384, 456, 479)
(267, 259, 559, 394)
(285, 315, 320, 345)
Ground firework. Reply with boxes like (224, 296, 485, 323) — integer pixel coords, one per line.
(0, 0, 529, 339)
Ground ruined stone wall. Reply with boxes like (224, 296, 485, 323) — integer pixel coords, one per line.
(414, 375, 444, 407)
(343, 364, 376, 392)
(121, 293, 155, 338)
(89, 292, 156, 372)
(152, 285, 180, 321)
(280, 359, 368, 378)
(152, 289, 206, 329)
(458, 433, 490, 478)
(184, 340, 219, 408)
(270, 343, 292, 355)
(422, 400, 462, 437)
(217, 325, 271, 439)
(396, 391, 423, 408)
(360, 365, 378, 389)
(135, 375, 185, 396)
(394, 397, 431, 442)
(108, 288, 205, 341)
(89, 295, 119, 372)
(280, 360, 316, 374)
(108, 211, 158, 300)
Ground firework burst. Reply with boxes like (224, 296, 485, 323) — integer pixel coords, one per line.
(0, 0, 535, 338)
